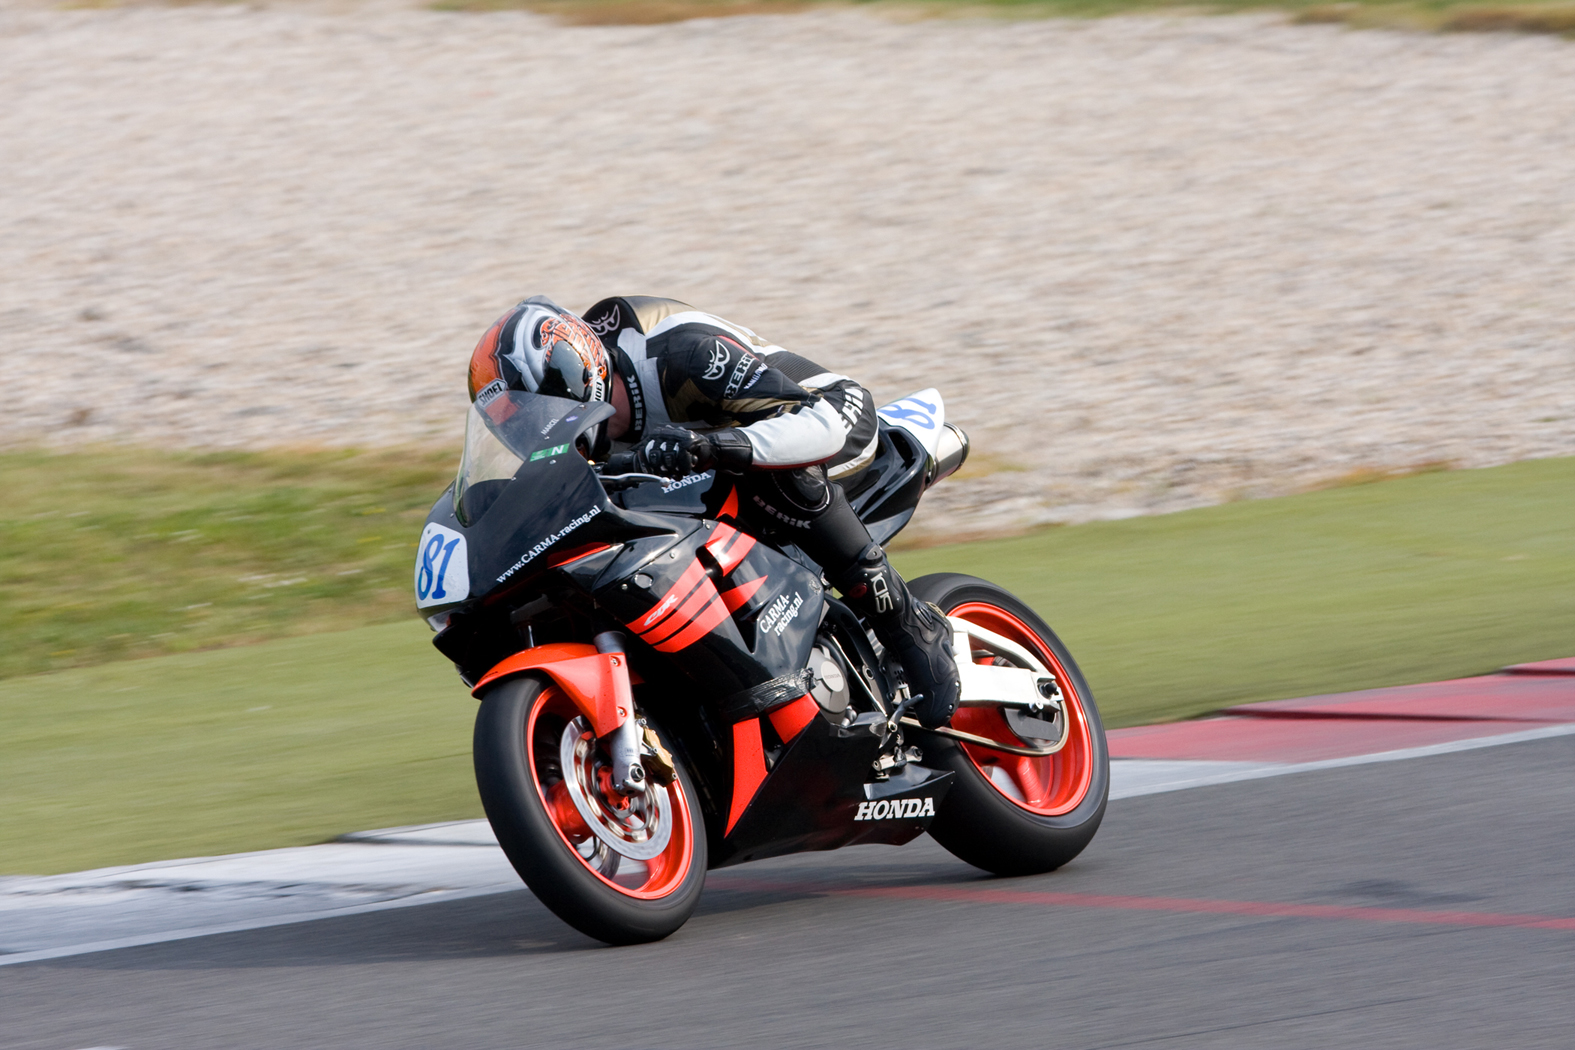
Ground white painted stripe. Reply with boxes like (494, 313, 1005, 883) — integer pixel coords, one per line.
(1110, 722, 1575, 799)
(0, 882, 522, 968)
(7, 725, 1571, 967)
(1109, 759, 1285, 799)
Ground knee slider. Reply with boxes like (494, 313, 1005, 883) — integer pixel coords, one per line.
(774, 466, 831, 514)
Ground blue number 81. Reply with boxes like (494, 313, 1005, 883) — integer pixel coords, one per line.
(417, 534, 462, 601)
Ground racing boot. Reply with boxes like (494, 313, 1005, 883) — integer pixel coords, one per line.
(836, 543, 961, 729)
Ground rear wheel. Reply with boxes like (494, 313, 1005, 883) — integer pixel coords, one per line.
(910, 574, 1108, 876)
(474, 675, 706, 945)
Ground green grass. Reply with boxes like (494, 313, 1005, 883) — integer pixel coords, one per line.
(1, 621, 478, 875)
(3, 453, 1571, 874)
(896, 457, 1575, 727)
(0, 447, 454, 681)
(431, 0, 1575, 38)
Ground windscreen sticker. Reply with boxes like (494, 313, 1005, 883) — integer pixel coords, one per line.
(529, 443, 570, 462)
(414, 523, 470, 608)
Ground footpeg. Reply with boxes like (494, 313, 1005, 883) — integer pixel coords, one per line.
(874, 745, 923, 778)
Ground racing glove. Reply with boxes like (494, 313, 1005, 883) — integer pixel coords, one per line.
(630, 425, 754, 478)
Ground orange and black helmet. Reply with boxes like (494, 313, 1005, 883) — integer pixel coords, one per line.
(468, 296, 610, 406)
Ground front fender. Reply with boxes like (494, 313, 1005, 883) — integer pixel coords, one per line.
(472, 642, 632, 738)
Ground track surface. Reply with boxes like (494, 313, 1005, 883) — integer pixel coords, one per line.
(4, 735, 1572, 1049)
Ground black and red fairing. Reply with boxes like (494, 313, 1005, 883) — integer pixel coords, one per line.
(421, 396, 652, 607)
(585, 484, 819, 673)
(584, 484, 827, 701)
(421, 390, 826, 684)
(419, 389, 952, 866)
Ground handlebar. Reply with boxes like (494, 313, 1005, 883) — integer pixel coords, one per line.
(603, 451, 640, 475)
(594, 455, 671, 492)
(594, 455, 727, 493)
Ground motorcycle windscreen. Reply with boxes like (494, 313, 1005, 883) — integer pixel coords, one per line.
(454, 392, 612, 526)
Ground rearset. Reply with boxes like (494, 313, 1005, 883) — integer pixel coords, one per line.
(887, 617, 1072, 758)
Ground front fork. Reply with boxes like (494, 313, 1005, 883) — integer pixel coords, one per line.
(594, 631, 647, 794)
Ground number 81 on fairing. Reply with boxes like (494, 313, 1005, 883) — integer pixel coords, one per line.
(415, 523, 470, 608)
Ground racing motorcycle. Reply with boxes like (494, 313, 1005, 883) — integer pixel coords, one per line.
(414, 387, 1108, 944)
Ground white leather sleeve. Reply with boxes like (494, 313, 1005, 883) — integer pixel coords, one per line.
(740, 398, 849, 469)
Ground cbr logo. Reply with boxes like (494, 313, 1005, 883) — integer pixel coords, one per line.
(640, 591, 682, 629)
(702, 339, 730, 381)
(855, 798, 936, 821)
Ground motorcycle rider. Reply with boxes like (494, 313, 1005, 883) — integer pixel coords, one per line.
(466, 294, 960, 729)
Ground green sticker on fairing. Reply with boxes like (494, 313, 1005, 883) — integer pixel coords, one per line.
(529, 443, 569, 462)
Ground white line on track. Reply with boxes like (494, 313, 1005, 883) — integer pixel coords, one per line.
(0, 883, 519, 968)
(4, 722, 1572, 968)
(1109, 723, 1575, 798)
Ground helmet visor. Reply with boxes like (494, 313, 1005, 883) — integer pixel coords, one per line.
(538, 339, 598, 402)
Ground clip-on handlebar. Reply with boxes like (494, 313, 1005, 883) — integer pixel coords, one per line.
(595, 452, 670, 492)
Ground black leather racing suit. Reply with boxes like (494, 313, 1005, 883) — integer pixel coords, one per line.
(582, 296, 959, 727)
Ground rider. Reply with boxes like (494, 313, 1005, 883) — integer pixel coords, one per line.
(466, 294, 960, 729)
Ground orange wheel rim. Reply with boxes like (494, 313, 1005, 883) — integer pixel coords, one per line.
(947, 602, 1095, 817)
(526, 686, 694, 899)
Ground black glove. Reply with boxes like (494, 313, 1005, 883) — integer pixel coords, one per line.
(631, 426, 706, 478)
(630, 425, 754, 478)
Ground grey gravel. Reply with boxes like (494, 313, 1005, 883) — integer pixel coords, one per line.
(2, 2, 1572, 537)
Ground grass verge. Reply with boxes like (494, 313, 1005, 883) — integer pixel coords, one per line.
(896, 456, 1575, 727)
(1, 621, 478, 875)
(0, 447, 454, 681)
(3, 455, 1570, 874)
(428, 0, 1575, 38)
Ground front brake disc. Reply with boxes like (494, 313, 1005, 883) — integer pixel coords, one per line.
(559, 716, 673, 861)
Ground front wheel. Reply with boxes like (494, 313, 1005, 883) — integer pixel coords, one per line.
(474, 675, 707, 945)
(910, 573, 1109, 876)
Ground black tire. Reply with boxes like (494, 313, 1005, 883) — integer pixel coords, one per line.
(909, 573, 1109, 876)
(474, 675, 707, 945)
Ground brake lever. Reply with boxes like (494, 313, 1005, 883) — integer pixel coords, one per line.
(597, 471, 671, 493)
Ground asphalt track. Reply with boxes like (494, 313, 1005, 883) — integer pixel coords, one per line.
(4, 732, 1573, 1050)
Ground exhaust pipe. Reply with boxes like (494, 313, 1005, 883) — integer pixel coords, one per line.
(927, 423, 970, 488)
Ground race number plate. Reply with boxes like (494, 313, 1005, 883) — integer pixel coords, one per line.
(414, 523, 470, 608)
(877, 388, 946, 459)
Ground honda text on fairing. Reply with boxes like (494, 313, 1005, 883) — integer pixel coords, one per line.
(415, 388, 1109, 945)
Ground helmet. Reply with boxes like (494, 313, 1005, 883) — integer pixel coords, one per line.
(468, 296, 610, 405)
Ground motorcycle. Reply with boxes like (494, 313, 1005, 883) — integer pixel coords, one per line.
(414, 386, 1108, 944)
